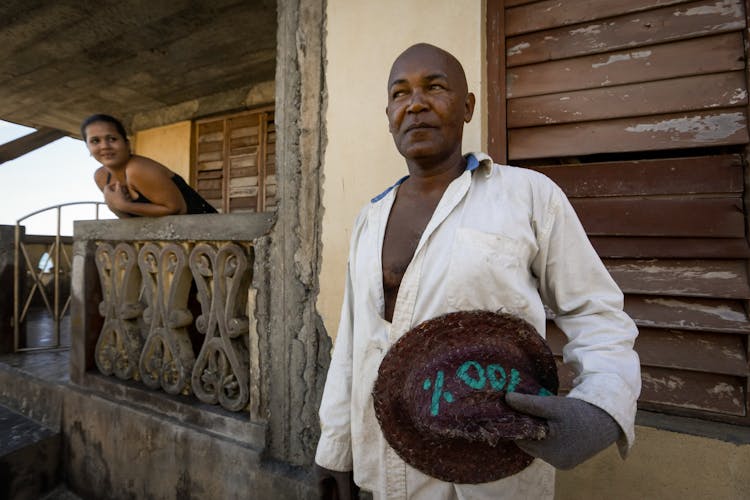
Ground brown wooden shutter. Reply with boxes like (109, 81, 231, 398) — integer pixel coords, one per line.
(489, 0, 750, 425)
(193, 106, 276, 213)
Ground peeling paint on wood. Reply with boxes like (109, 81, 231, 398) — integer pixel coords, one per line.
(507, 0, 745, 67)
(605, 258, 750, 299)
(509, 109, 748, 159)
(641, 297, 747, 323)
(640, 366, 745, 414)
(506, 0, 695, 36)
(507, 41, 530, 56)
(675, 0, 742, 18)
(624, 112, 745, 142)
(508, 32, 743, 98)
(591, 50, 651, 68)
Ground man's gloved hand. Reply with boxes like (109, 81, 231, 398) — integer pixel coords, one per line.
(314, 464, 360, 500)
(505, 392, 621, 470)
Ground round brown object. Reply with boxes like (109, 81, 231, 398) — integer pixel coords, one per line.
(372, 310, 559, 484)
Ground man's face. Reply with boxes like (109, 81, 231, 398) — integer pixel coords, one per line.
(386, 46, 474, 163)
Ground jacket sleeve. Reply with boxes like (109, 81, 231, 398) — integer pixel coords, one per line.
(314, 260, 355, 471)
(531, 181, 642, 456)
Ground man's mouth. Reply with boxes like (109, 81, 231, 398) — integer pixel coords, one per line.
(405, 123, 434, 132)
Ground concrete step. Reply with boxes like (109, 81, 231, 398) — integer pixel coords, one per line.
(0, 403, 61, 500)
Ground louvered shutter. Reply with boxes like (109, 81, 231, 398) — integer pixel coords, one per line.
(489, 0, 750, 424)
(193, 107, 276, 213)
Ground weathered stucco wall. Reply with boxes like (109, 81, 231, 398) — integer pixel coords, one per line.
(133, 121, 192, 182)
(319, 0, 486, 339)
(557, 424, 750, 500)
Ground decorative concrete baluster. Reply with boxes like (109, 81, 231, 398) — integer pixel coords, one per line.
(94, 243, 144, 380)
(137, 242, 195, 395)
(190, 243, 252, 411)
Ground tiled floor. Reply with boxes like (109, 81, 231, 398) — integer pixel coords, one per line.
(0, 403, 57, 455)
(19, 307, 71, 350)
(0, 307, 71, 383)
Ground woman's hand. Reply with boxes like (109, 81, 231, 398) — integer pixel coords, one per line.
(102, 181, 131, 212)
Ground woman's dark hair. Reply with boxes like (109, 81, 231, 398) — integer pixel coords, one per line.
(80, 114, 129, 141)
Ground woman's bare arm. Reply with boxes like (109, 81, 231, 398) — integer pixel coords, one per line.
(107, 156, 187, 217)
(94, 166, 132, 218)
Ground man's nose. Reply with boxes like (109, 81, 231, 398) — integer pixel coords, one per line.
(407, 90, 428, 113)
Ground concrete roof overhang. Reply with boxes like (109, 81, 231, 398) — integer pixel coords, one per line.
(0, 0, 277, 138)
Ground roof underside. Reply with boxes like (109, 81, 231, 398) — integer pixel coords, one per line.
(0, 0, 277, 137)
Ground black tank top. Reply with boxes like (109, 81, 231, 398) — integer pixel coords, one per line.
(106, 172, 218, 215)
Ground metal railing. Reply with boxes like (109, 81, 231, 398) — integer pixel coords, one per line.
(13, 201, 106, 352)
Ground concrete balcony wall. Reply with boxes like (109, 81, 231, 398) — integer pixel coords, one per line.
(67, 213, 315, 499)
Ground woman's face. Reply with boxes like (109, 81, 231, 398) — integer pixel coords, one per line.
(85, 121, 130, 168)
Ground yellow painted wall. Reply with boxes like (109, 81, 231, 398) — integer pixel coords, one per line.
(132, 121, 192, 182)
(558, 425, 750, 500)
(319, 0, 486, 338)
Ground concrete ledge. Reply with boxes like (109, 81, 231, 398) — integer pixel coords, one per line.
(74, 212, 275, 242)
(636, 410, 750, 445)
(0, 354, 66, 431)
(62, 385, 314, 499)
(81, 373, 267, 450)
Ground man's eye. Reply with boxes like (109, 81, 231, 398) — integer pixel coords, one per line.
(429, 84, 445, 90)
(392, 90, 407, 99)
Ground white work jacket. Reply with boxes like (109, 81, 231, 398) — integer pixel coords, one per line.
(315, 153, 641, 499)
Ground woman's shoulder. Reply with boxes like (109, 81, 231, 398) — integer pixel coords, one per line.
(93, 166, 109, 187)
(127, 154, 165, 169)
(125, 155, 173, 179)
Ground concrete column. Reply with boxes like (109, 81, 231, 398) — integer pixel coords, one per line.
(0, 225, 18, 353)
(268, 0, 331, 466)
(68, 234, 103, 385)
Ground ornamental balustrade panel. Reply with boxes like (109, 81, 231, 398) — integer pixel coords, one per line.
(93, 239, 258, 413)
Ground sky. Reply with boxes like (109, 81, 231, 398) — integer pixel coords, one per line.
(0, 120, 116, 235)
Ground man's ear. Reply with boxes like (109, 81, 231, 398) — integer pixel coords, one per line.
(464, 93, 476, 123)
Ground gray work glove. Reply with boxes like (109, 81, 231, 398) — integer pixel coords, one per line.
(314, 464, 360, 500)
(505, 392, 621, 470)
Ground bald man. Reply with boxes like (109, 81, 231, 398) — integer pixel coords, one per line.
(315, 43, 640, 500)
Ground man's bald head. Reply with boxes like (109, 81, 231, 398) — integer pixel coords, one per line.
(388, 43, 469, 97)
(385, 43, 475, 166)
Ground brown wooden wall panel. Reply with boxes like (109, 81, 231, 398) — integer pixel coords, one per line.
(552, 353, 747, 417)
(573, 197, 744, 237)
(506, 0, 744, 67)
(590, 237, 750, 259)
(505, 0, 537, 7)
(635, 327, 748, 375)
(640, 365, 746, 415)
(197, 178, 221, 191)
(197, 141, 223, 154)
(546, 324, 747, 375)
(197, 170, 222, 180)
(230, 197, 258, 212)
(506, 0, 692, 36)
(605, 259, 750, 299)
(509, 109, 748, 160)
(625, 295, 750, 333)
(532, 156, 743, 197)
(508, 33, 744, 98)
(197, 131, 223, 143)
(509, 72, 747, 127)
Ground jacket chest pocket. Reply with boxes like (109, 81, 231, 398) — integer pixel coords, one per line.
(446, 227, 534, 313)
